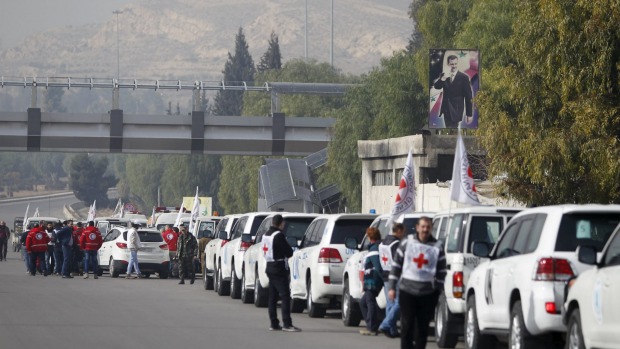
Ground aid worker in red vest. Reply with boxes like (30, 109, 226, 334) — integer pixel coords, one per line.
(388, 217, 447, 349)
(80, 221, 103, 279)
(72, 222, 84, 276)
(162, 225, 178, 274)
(25, 224, 50, 276)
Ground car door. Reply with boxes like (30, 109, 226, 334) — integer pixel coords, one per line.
(99, 229, 118, 266)
(478, 220, 521, 327)
(291, 220, 319, 297)
(599, 231, 620, 343)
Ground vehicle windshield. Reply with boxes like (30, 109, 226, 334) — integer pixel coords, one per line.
(250, 216, 268, 236)
(330, 219, 374, 244)
(467, 216, 503, 252)
(123, 231, 163, 242)
(604, 230, 620, 266)
(284, 218, 315, 240)
(197, 221, 215, 238)
(556, 213, 620, 252)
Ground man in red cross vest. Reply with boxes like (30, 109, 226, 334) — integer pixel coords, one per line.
(388, 217, 446, 349)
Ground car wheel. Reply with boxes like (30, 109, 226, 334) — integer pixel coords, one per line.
(254, 270, 268, 308)
(109, 258, 120, 278)
(216, 265, 230, 296)
(436, 293, 459, 348)
(567, 309, 585, 349)
(342, 278, 362, 326)
(465, 295, 496, 349)
(230, 267, 241, 299)
(241, 267, 253, 304)
(307, 278, 326, 318)
(509, 301, 545, 349)
(204, 268, 214, 290)
(143, 273, 151, 278)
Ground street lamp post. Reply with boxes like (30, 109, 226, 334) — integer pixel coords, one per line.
(304, 0, 308, 61)
(330, 0, 333, 66)
(113, 10, 123, 79)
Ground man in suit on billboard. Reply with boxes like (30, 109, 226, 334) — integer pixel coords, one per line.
(433, 55, 473, 128)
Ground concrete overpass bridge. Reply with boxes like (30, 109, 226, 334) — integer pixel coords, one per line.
(0, 77, 349, 156)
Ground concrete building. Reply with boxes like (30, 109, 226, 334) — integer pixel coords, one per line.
(358, 134, 523, 214)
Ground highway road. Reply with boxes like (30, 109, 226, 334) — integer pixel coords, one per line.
(0, 192, 76, 228)
(0, 250, 467, 349)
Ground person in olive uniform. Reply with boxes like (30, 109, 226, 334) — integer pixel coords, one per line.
(176, 226, 197, 285)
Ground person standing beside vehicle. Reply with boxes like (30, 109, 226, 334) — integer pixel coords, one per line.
(20, 226, 31, 272)
(44, 221, 56, 273)
(379, 223, 407, 338)
(26, 224, 50, 276)
(52, 223, 64, 276)
(176, 226, 197, 285)
(0, 221, 10, 261)
(56, 221, 74, 279)
(80, 222, 102, 279)
(389, 217, 446, 349)
(264, 214, 300, 332)
(359, 227, 384, 336)
(72, 222, 84, 276)
(162, 225, 178, 275)
(126, 223, 142, 279)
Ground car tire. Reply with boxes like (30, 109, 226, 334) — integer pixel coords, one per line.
(291, 297, 306, 314)
(143, 273, 151, 278)
(567, 308, 585, 349)
(216, 265, 230, 296)
(465, 295, 496, 349)
(109, 258, 120, 278)
(204, 268, 214, 290)
(230, 266, 242, 299)
(436, 293, 459, 348)
(254, 270, 268, 308)
(342, 278, 362, 327)
(307, 278, 326, 318)
(509, 300, 545, 349)
(241, 267, 254, 304)
(159, 269, 169, 279)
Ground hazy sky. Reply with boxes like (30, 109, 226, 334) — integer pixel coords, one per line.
(0, 0, 133, 49)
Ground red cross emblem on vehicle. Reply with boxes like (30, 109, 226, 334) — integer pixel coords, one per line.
(413, 253, 429, 269)
(262, 244, 269, 255)
(381, 254, 389, 264)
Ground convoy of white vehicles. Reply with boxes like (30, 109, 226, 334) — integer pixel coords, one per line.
(18, 202, 619, 348)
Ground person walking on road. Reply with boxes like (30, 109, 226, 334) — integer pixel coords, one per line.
(359, 227, 384, 336)
(20, 226, 31, 272)
(0, 221, 10, 261)
(388, 217, 446, 349)
(176, 226, 197, 285)
(56, 221, 74, 279)
(379, 223, 407, 338)
(126, 224, 142, 279)
(26, 224, 50, 276)
(80, 222, 102, 279)
(264, 214, 301, 332)
(162, 225, 178, 275)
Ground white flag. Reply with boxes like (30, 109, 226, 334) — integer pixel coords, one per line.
(450, 127, 481, 205)
(150, 207, 156, 227)
(173, 200, 184, 228)
(33, 207, 40, 217)
(24, 203, 30, 220)
(87, 200, 97, 221)
(113, 199, 122, 218)
(389, 151, 416, 224)
(189, 187, 200, 233)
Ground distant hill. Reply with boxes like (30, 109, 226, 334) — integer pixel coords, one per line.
(0, 0, 412, 80)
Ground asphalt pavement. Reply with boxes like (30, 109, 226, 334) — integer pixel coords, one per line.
(0, 250, 467, 349)
(0, 193, 76, 229)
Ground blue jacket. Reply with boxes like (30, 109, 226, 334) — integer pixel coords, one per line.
(55, 226, 74, 247)
(363, 242, 384, 293)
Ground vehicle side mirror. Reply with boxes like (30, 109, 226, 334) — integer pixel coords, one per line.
(472, 241, 491, 258)
(577, 245, 597, 266)
(286, 236, 298, 248)
(344, 237, 358, 250)
(241, 234, 253, 244)
(218, 231, 228, 240)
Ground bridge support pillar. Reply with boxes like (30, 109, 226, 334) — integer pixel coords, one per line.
(272, 112, 285, 156)
(110, 109, 123, 153)
(27, 108, 41, 152)
(191, 111, 205, 154)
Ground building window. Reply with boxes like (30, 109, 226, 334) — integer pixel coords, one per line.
(372, 170, 393, 186)
(395, 168, 404, 185)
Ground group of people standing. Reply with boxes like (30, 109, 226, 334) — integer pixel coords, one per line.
(20, 220, 102, 279)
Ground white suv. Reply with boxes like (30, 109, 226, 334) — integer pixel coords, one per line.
(242, 213, 319, 306)
(563, 225, 620, 349)
(289, 214, 377, 318)
(433, 207, 521, 348)
(203, 215, 240, 292)
(465, 205, 620, 349)
(218, 213, 269, 300)
(341, 213, 434, 327)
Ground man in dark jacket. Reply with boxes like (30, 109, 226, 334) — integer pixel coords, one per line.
(264, 214, 300, 332)
(20, 226, 31, 272)
(433, 55, 473, 128)
(0, 221, 10, 261)
(359, 227, 383, 336)
(177, 226, 197, 285)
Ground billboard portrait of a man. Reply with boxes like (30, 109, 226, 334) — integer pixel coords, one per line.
(428, 49, 479, 129)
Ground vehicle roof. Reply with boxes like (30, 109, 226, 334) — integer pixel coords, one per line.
(95, 217, 131, 222)
(26, 217, 61, 222)
(314, 213, 377, 222)
(375, 212, 435, 219)
(511, 204, 620, 219)
(112, 227, 161, 233)
(196, 216, 221, 221)
(434, 206, 522, 215)
(156, 212, 190, 221)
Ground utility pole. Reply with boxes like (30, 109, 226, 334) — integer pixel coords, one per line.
(330, 0, 334, 66)
(304, 0, 308, 61)
(113, 10, 123, 79)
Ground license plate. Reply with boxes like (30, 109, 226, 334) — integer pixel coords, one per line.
(140, 248, 153, 252)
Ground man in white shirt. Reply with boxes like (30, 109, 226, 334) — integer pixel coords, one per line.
(126, 224, 142, 279)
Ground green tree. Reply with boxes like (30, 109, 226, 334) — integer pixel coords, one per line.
(68, 154, 117, 206)
(213, 27, 256, 116)
(124, 155, 164, 209)
(43, 87, 67, 112)
(257, 31, 282, 72)
(476, 0, 620, 205)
